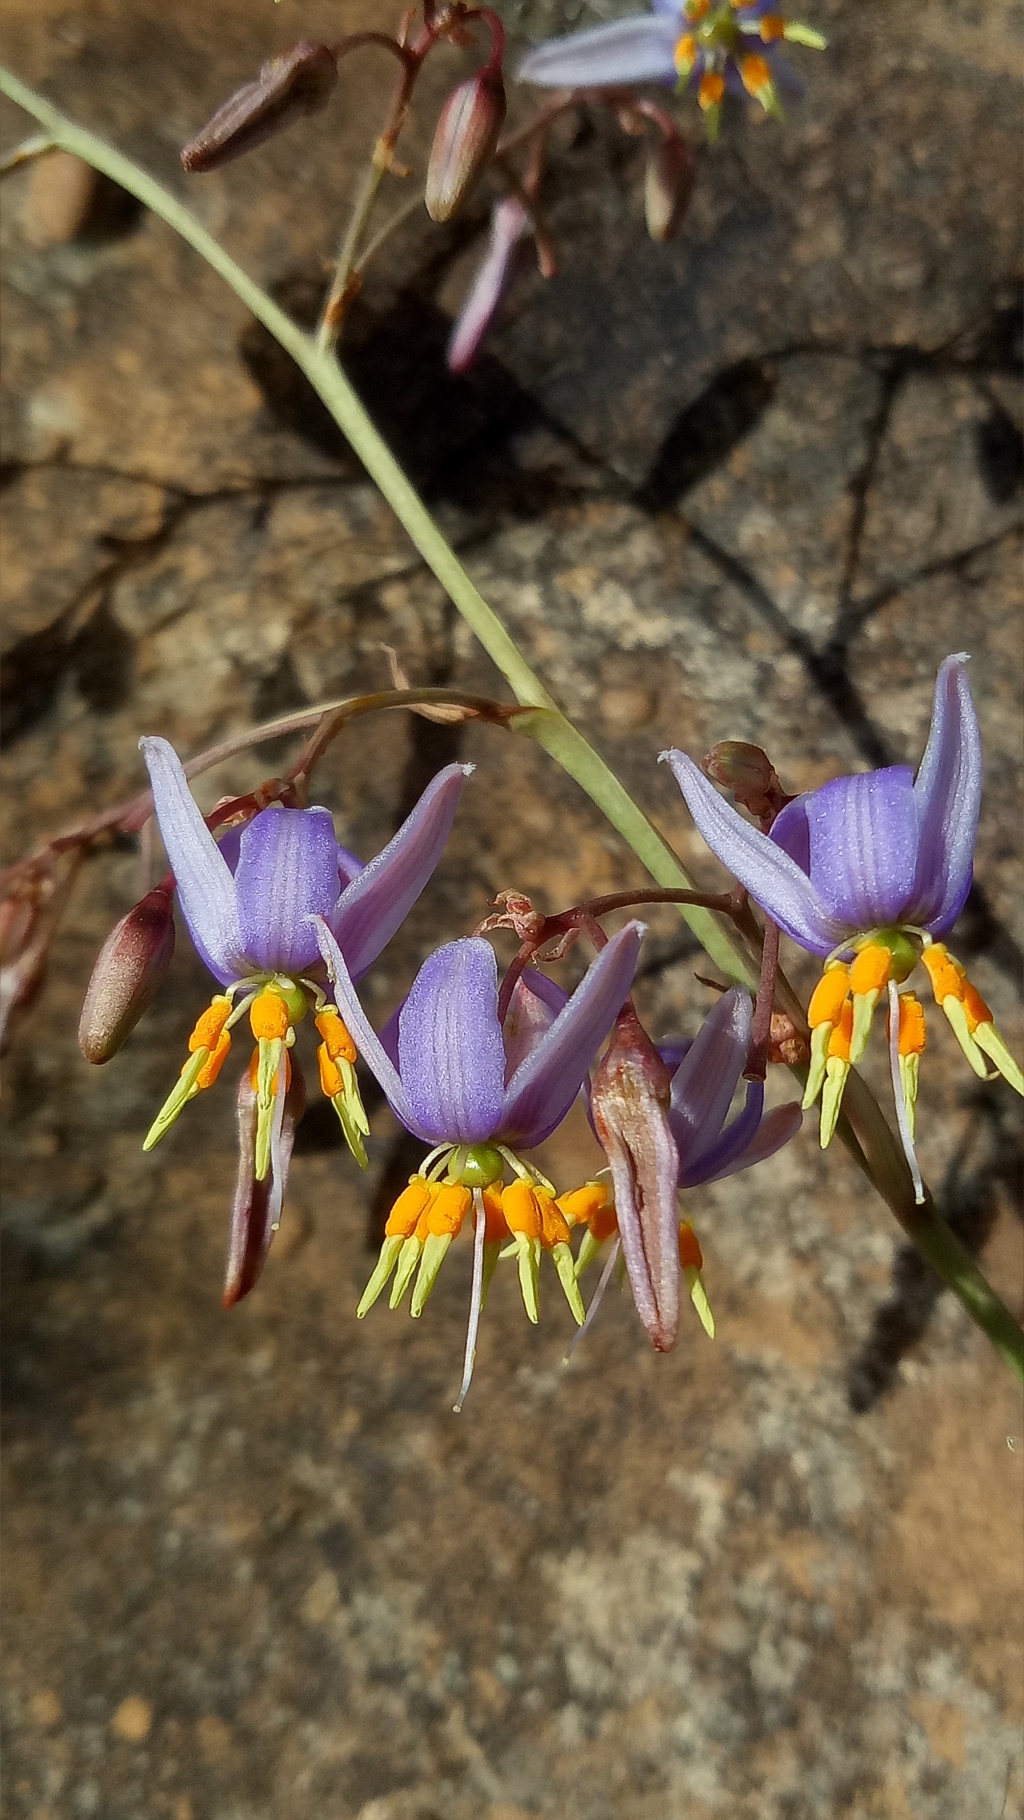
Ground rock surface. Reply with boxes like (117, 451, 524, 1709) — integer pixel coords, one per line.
(1, 3, 1022, 1818)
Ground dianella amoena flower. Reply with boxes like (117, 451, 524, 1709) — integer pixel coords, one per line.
(519, 0, 826, 139)
(664, 655, 1023, 1200)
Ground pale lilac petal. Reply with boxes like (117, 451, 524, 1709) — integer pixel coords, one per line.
(313, 919, 432, 1140)
(501, 922, 644, 1148)
(140, 735, 244, 984)
(701, 1099, 802, 1183)
(398, 940, 507, 1144)
(234, 807, 340, 975)
(329, 764, 471, 980)
(805, 769, 918, 931)
(768, 795, 810, 874)
(911, 654, 982, 932)
(336, 845, 363, 887)
(669, 987, 750, 1168)
(448, 196, 531, 375)
(518, 16, 679, 88)
(662, 751, 838, 954)
(501, 967, 569, 1081)
(680, 1076, 764, 1186)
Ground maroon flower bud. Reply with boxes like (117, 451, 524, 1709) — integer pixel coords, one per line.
(78, 887, 176, 1064)
(644, 131, 697, 243)
(425, 68, 506, 223)
(223, 1060, 306, 1308)
(591, 1009, 681, 1352)
(181, 42, 338, 174)
(702, 741, 788, 825)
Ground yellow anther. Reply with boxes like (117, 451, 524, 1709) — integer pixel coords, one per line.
(818, 1003, 853, 1147)
(698, 70, 726, 108)
(674, 31, 698, 73)
(501, 1179, 543, 1240)
(482, 1184, 507, 1243)
(317, 1045, 344, 1100)
(188, 994, 233, 1052)
(385, 1178, 433, 1238)
(920, 943, 964, 1004)
(315, 1007, 356, 1064)
(802, 1019, 832, 1108)
(550, 1243, 586, 1326)
(897, 994, 927, 1058)
(556, 1183, 610, 1227)
(849, 944, 892, 997)
(739, 52, 772, 94)
(536, 1189, 572, 1252)
(679, 1223, 715, 1337)
(389, 1235, 423, 1310)
(248, 1046, 290, 1096)
(759, 14, 786, 41)
(684, 0, 710, 20)
(426, 1184, 472, 1238)
(827, 1002, 853, 1063)
(960, 979, 992, 1035)
(807, 962, 851, 1029)
(249, 989, 290, 1042)
(194, 1029, 231, 1090)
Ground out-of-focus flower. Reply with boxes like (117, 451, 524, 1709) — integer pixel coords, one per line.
(316, 923, 643, 1406)
(664, 656, 1023, 1199)
(584, 988, 801, 1344)
(447, 195, 533, 373)
(519, 1, 825, 139)
(129, 737, 469, 1301)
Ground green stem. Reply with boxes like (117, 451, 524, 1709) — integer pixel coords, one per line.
(3, 65, 1021, 1378)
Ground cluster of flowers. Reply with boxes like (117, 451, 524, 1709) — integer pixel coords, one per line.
(178, 1, 826, 372)
(80, 657, 1021, 1403)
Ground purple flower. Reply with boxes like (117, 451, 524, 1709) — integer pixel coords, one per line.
(518, 1, 825, 136)
(448, 196, 533, 374)
(663, 654, 1022, 1196)
(133, 736, 470, 1300)
(585, 987, 801, 1349)
(314, 921, 643, 1405)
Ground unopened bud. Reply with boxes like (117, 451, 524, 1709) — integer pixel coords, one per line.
(78, 887, 175, 1063)
(181, 42, 338, 173)
(644, 132, 697, 243)
(591, 1011, 680, 1352)
(703, 741, 787, 825)
(425, 69, 506, 223)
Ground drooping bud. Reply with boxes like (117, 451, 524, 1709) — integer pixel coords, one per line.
(223, 1059, 306, 1308)
(425, 68, 506, 223)
(591, 1009, 681, 1352)
(702, 741, 788, 826)
(78, 887, 176, 1064)
(644, 131, 697, 243)
(181, 42, 339, 173)
(447, 195, 531, 372)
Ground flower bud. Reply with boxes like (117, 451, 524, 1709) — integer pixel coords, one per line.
(644, 132, 697, 243)
(591, 1011, 681, 1352)
(181, 42, 338, 174)
(702, 741, 786, 825)
(425, 69, 506, 224)
(78, 887, 176, 1064)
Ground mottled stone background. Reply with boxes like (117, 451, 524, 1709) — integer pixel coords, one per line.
(1, 3, 1022, 1818)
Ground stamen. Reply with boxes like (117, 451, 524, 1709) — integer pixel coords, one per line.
(848, 942, 892, 1064)
(804, 962, 850, 1108)
(758, 15, 786, 42)
(500, 1180, 543, 1322)
(143, 994, 234, 1150)
(698, 70, 726, 109)
(679, 1222, 715, 1338)
(888, 980, 925, 1204)
(566, 1236, 622, 1362)
(819, 1001, 853, 1146)
(674, 31, 698, 76)
(894, 991, 926, 1140)
(739, 52, 771, 94)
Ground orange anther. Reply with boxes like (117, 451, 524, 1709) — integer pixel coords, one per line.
(759, 14, 785, 41)
(698, 70, 726, 108)
(249, 990, 290, 1042)
(896, 994, 927, 1058)
(385, 1178, 432, 1238)
(739, 53, 772, 94)
(678, 1222, 704, 1272)
(920, 944, 965, 1004)
(807, 963, 850, 1028)
(482, 1184, 507, 1243)
(960, 979, 992, 1034)
(195, 1029, 231, 1089)
(684, 0, 709, 20)
(501, 1179, 542, 1240)
(849, 943, 892, 998)
(536, 1188, 571, 1251)
(188, 994, 232, 1053)
(426, 1184, 472, 1238)
(315, 1008, 357, 1064)
(556, 1183, 610, 1226)
(317, 1045, 344, 1100)
(590, 1202, 620, 1244)
(674, 32, 697, 69)
(827, 1001, 854, 1062)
